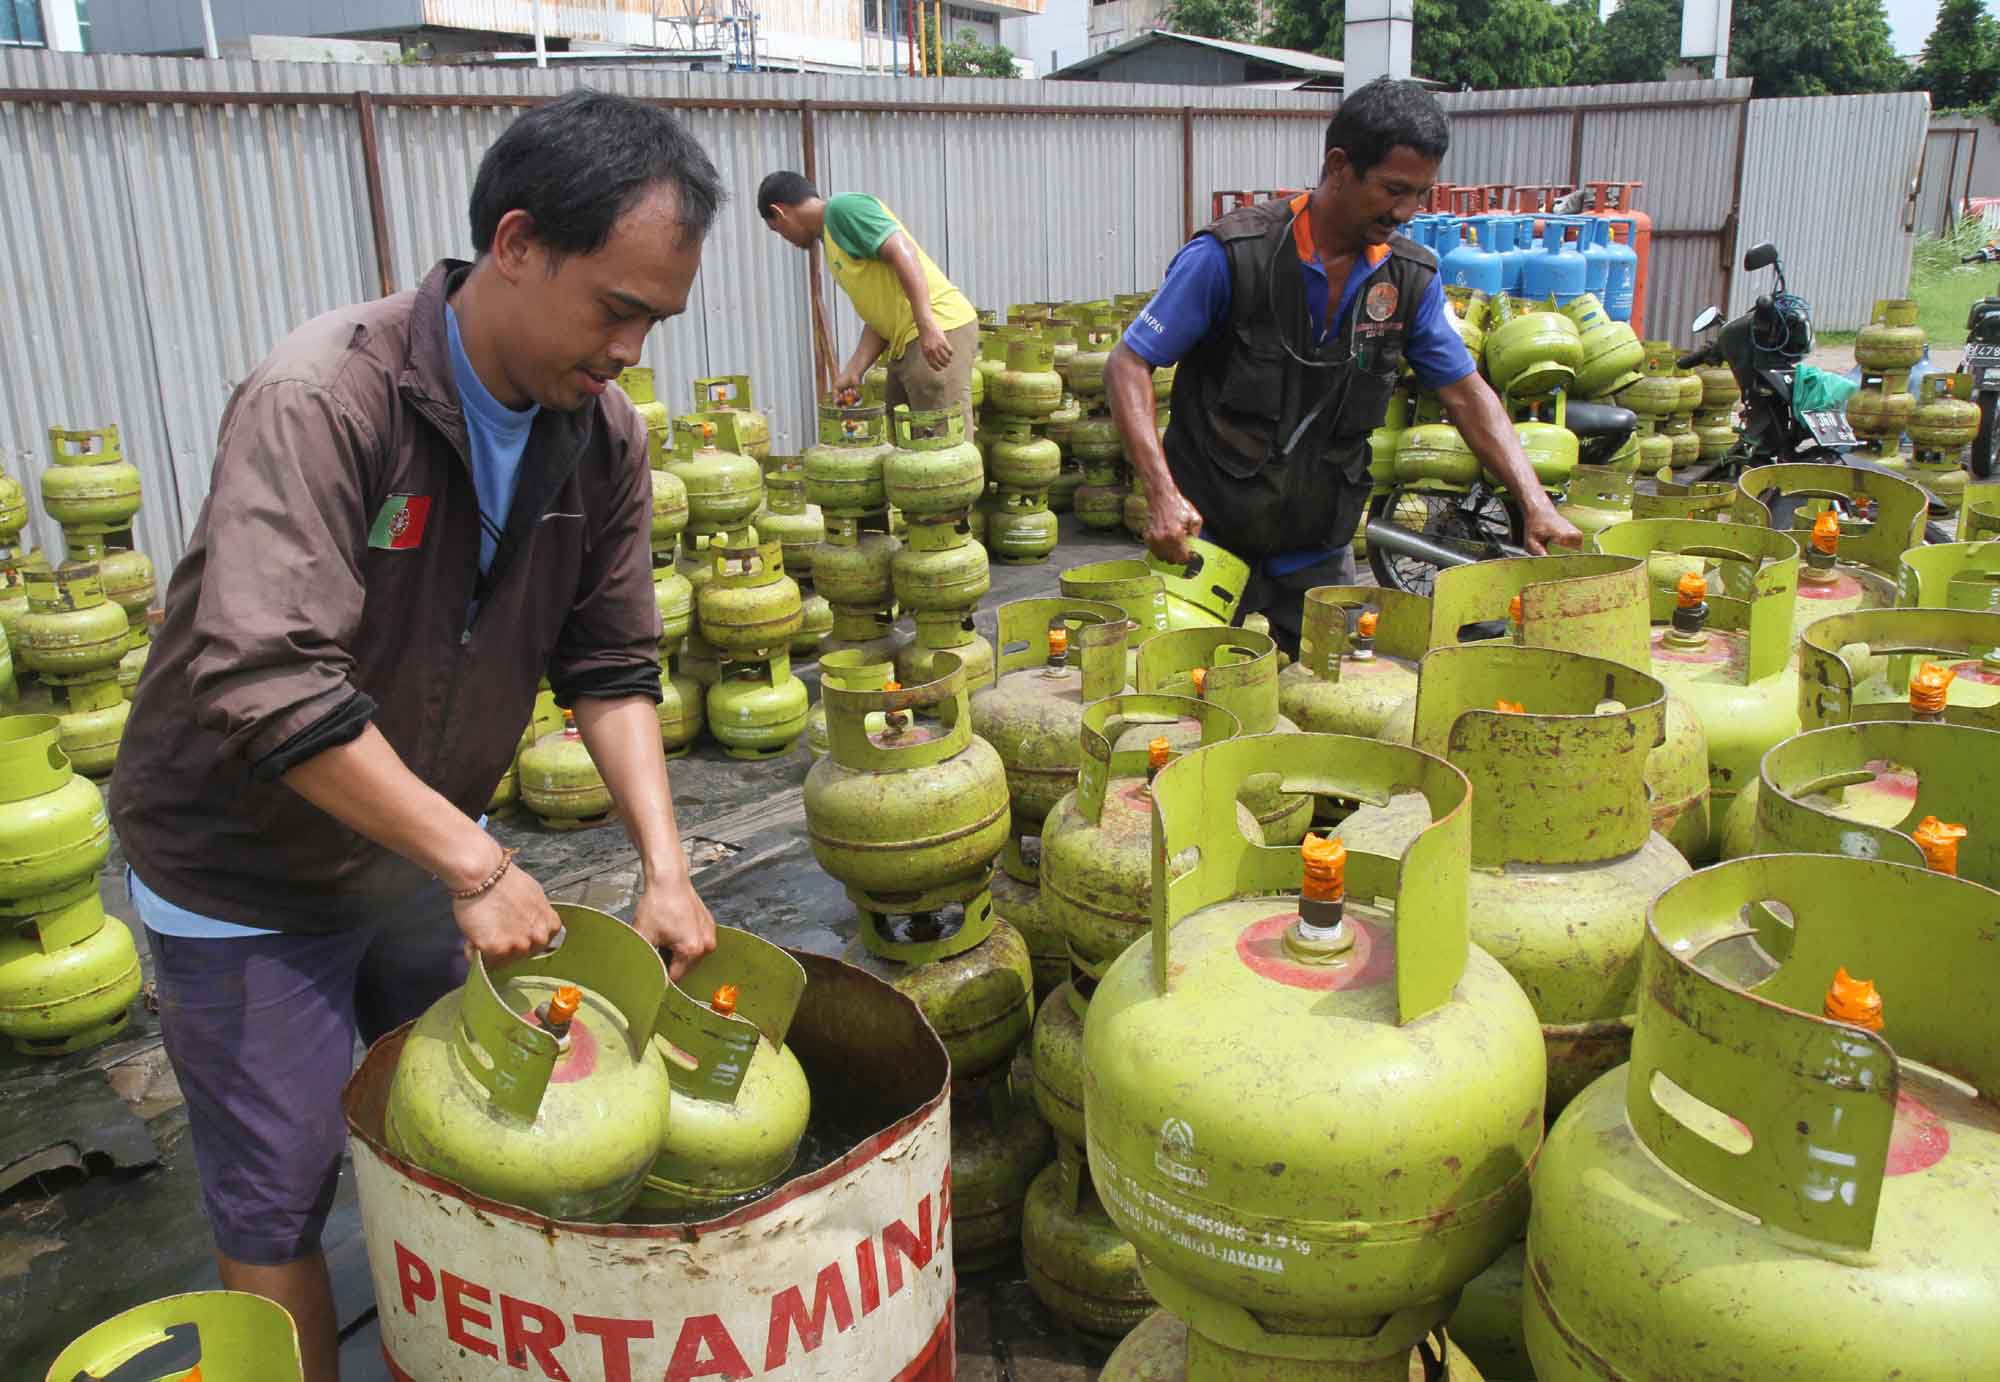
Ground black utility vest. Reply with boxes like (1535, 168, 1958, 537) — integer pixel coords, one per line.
(1163, 197, 1436, 561)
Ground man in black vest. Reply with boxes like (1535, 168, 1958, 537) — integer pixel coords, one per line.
(1105, 78, 1581, 650)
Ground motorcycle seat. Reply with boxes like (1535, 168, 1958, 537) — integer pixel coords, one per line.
(1563, 401, 1639, 442)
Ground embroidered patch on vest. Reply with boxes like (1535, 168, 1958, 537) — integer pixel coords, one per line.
(368, 494, 432, 550)
(1365, 281, 1399, 322)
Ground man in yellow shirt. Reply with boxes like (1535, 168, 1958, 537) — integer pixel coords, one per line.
(757, 172, 978, 429)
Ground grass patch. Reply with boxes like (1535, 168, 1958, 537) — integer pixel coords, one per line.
(1906, 217, 2000, 348)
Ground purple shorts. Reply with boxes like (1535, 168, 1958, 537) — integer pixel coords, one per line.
(144, 889, 467, 1265)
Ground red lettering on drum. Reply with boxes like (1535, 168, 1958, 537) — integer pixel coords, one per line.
(394, 1241, 435, 1316)
(442, 1271, 498, 1360)
(765, 1261, 857, 1367)
(501, 1294, 570, 1378)
(574, 1315, 654, 1382)
(883, 1194, 934, 1294)
(665, 1314, 752, 1380)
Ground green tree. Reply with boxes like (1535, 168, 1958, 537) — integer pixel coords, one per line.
(1570, 0, 1680, 86)
(1407, 0, 1598, 91)
(1262, 0, 1340, 58)
(1913, 0, 2000, 109)
(919, 16, 1018, 76)
(1729, 0, 1905, 97)
(1164, 0, 1261, 42)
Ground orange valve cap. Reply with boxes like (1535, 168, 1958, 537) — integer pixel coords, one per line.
(562, 708, 579, 737)
(1811, 508, 1842, 555)
(1914, 816, 1968, 875)
(700, 420, 716, 442)
(1190, 666, 1208, 697)
(1356, 609, 1380, 638)
(1300, 834, 1346, 902)
(1495, 698, 1525, 714)
(546, 984, 583, 1028)
(1508, 594, 1523, 623)
(1047, 625, 1070, 659)
(1147, 736, 1171, 771)
(1910, 662, 1955, 715)
(711, 984, 740, 1017)
(1823, 967, 1884, 1031)
(1676, 571, 1707, 608)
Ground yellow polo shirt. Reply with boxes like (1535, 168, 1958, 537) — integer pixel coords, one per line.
(822, 193, 976, 361)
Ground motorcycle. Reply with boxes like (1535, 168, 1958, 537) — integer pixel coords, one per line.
(1957, 259, 2000, 480)
(1362, 390, 1636, 596)
(1678, 239, 1952, 542)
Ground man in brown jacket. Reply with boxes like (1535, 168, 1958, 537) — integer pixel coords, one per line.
(109, 91, 722, 1381)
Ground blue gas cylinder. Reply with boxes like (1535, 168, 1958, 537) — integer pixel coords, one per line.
(1579, 217, 1614, 300)
(1523, 218, 1588, 305)
(1441, 220, 1504, 296)
(1495, 216, 1527, 295)
(1602, 217, 1639, 323)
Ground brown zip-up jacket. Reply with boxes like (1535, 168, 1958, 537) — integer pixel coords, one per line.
(110, 260, 662, 934)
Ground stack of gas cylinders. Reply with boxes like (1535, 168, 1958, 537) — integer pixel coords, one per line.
(2, 425, 158, 777)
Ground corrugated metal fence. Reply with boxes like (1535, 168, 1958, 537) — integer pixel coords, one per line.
(0, 51, 1931, 571)
(1920, 117, 1999, 237)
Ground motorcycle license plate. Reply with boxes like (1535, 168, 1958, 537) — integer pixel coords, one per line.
(1965, 343, 2000, 386)
(1802, 409, 1857, 447)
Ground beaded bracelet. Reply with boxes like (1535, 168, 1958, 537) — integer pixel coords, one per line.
(447, 846, 520, 901)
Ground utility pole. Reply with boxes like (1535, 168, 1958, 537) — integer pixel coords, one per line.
(1681, 0, 1732, 80)
(532, 0, 549, 67)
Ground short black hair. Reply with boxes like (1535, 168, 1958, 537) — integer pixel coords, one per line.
(469, 88, 724, 257)
(1324, 78, 1450, 179)
(757, 171, 819, 220)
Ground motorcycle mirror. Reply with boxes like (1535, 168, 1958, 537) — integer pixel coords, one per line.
(1691, 306, 1721, 333)
(1743, 242, 1778, 272)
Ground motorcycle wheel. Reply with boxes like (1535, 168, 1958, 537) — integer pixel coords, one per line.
(1366, 485, 1525, 598)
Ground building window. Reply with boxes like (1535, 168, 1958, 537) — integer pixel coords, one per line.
(865, 0, 893, 34)
(2, 0, 47, 46)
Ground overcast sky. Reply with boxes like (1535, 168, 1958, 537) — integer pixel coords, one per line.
(1886, 0, 1941, 55)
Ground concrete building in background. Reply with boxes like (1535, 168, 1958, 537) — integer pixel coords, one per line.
(1002, 0, 1087, 77)
(3, 0, 90, 50)
(81, 0, 1042, 75)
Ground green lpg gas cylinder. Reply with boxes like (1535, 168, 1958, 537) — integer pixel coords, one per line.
(1484, 294, 1582, 400)
(989, 489, 1060, 564)
(1796, 606, 2000, 729)
(992, 837, 1064, 1002)
(970, 597, 1130, 857)
(1514, 400, 1580, 488)
(384, 905, 671, 1222)
(1344, 645, 1690, 1109)
(1594, 519, 1801, 860)
(1696, 360, 1741, 411)
(518, 710, 612, 829)
(754, 460, 822, 584)
(1040, 694, 1248, 982)
(990, 338, 1064, 420)
(950, 1061, 1054, 1272)
(1526, 855, 2000, 1382)
(1394, 419, 1479, 485)
(891, 519, 989, 618)
(1145, 539, 1249, 629)
(666, 416, 762, 536)
(1088, 735, 1543, 1382)
(1023, 1142, 1154, 1346)
(804, 400, 894, 517)
(653, 558, 694, 649)
(986, 416, 1062, 495)
(1103, 1309, 1484, 1382)
(42, 426, 141, 536)
(807, 650, 1012, 935)
(1899, 534, 2000, 610)
(1909, 371, 1978, 500)
(14, 563, 126, 681)
(1732, 462, 1922, 644)
(1557, 464, 1636, 540)
(1384, 554, 1713, 864)
(1061, 559, 1171, 673)
(1614, 341, 1681, 423)
(656, 653, 705, 758)
(651, 461, 691, 552)
(696, 536, 802, 661)
(1727, 720, 1998, 887)
(635, 928, 810, 1215)
(47, 1291, 304, 1382)
(1069, 406, 1125, 470)
(617, 366, 673, 463)
(0, 467, 25, 549)
(811, 516, 898, 611)
(72, 538, 154, 631)
(691, 374, 771, 461)
(1566, 293, 1644, 396)
(1846, 382, 1914, 464)
(1136, 625, 1311, 846)
(885, 404, 985, 521)
(706, 653, 809, 760)
(816, 602, 905, 668)
(791, 588, 833, 660)
(1068, 310, 1120, 396)
(1855, 296, 1927, 372)
(803, 649, 889, 760)
(1278, 588, 1430, 738)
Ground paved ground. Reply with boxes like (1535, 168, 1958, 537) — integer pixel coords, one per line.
(0, 514, 1142, 1381)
